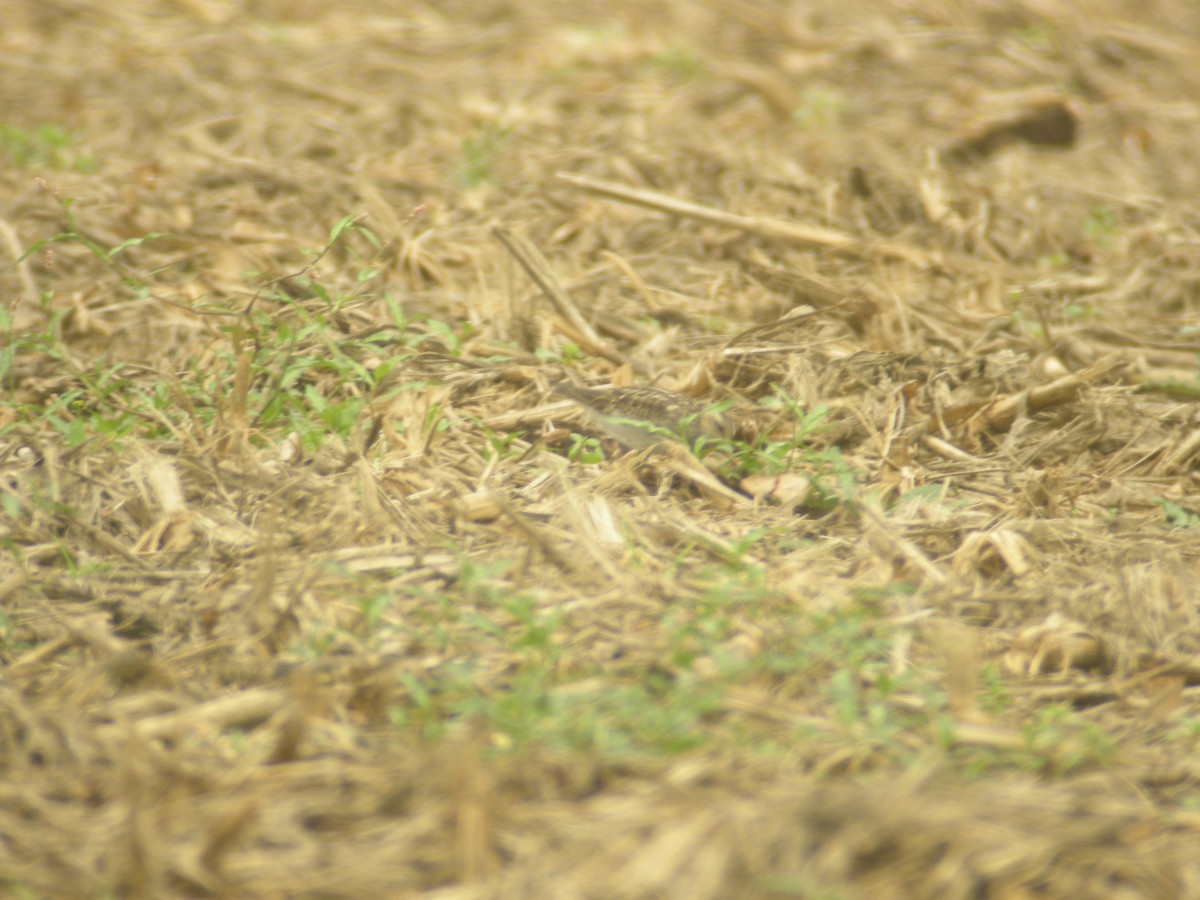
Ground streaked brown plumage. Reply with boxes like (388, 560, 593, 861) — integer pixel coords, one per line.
(552, 383, 735, 449)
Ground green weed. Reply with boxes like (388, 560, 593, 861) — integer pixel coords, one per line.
(1083, 204, 1119, 246)
(1155, 498, 1200, 528)
(646, 45, 706, 81)
(792, 85, 846, 129)
(0, 123, 96, 171)
(457, 121, 509, 187)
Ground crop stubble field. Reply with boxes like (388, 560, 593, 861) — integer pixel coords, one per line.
(3, 1, 1200, 897)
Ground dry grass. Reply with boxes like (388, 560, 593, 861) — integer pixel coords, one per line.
(3, 0, 1200, 897)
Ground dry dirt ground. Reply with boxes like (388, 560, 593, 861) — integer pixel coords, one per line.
(3, 1, 1200, 897)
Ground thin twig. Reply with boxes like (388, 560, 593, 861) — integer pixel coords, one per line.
(859, 496, 948, 586)
(492, 227, 646, 373)
(555, 172, 936, 268)
(490, 492, 579, 571)
(965, 353, 1125, 436)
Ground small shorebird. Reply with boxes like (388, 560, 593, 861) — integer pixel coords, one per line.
(552, 382, 735, 450)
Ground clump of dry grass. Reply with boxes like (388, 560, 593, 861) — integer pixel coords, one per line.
(3, 0, 1200, 896)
